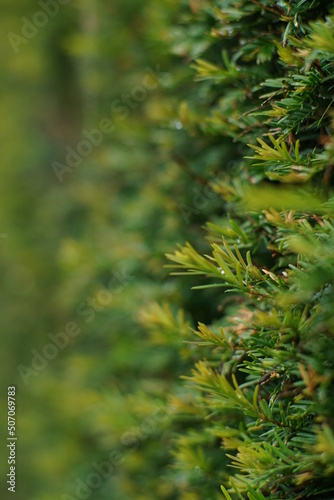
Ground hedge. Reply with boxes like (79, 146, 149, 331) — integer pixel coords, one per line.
(142, 1, 334, 498)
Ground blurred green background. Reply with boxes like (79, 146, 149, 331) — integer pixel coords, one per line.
(0, 1, 222, 499)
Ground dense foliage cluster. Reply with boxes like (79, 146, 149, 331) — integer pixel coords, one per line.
(146, 1, 334, 498)
(1, 1, 334, 499)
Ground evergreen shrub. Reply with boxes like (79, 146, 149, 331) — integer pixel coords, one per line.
(141, 1, 334, 498)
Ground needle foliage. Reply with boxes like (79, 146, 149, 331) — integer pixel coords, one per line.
(139, 1, 334, 498)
